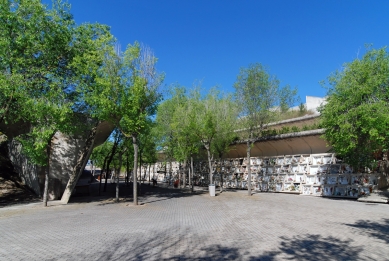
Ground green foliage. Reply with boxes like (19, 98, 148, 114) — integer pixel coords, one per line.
(261, 129, 277, 137)
(302, 125, 310, 131)
(90, 141, 114, 168)
(189, 88, 238, 153)
(291, 126, 300, 133)
(83, 42, 163, 138)
(319, 47, 389, 168)
(0, 0, 115, 167)
(155, 85, 200, 163)
(210, 92, 239, 158)
(278, 126, 291, 135)
(234, 63, 297, 140)
(155, 85, 238, 173)
(279, 85, 297, 113)
(82, 41, 163, 205)
(259, 124, 321, 138)
(138, 120, 158, 164)
(298, 102, 307, 115)
(0, 0, 90, 166)
(312, 122, 320, 129)
(0, 0, 76, 125)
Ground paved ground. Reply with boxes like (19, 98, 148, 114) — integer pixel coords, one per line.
(0, 185, 388, 261)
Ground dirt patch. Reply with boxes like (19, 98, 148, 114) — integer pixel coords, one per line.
(0, 176, 40, 207)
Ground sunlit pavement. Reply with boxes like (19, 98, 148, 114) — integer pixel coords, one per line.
(0, 187, 388, 261)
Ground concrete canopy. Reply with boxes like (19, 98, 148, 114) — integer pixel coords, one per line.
(226, 129, 330, 158)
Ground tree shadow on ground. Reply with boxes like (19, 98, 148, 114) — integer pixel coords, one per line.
(68, 182, 211, 205)
(68, 229, 241, 261)
(253, 234, 363, 261)
(345, 218, 389, 244)
(68, 182, 256, 205)
(69, 228, 363, 261)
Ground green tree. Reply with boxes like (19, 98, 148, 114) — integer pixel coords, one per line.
(90, 141, 114, 169)
(0, 0, 114, 205)
(138, 121, 158, 183)
(234, 63, 296, 196)
(155, 86, 200, 188)
(154, 88, 179, 179)
(190, 88, 239, 190)
(210, 93, 239, 192)
(319, 47, 389, 171)
(118, 44, 163, 205)
(60, 22, 113, 204)
(187, 88, 216, 186)
(17, 87, 74, 206)
(172, 88, 201, 188)
(0, 0, 78, 125)
(84, 42, 163, 205)
(0, 0, 87, 206)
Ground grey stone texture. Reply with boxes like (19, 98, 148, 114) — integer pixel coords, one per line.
(8, 133, 85, 199)
(7, 121, 115, 200)
(0, 187, 388, 261)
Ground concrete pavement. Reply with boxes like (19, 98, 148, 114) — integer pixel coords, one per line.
(0, 186, 388, 261)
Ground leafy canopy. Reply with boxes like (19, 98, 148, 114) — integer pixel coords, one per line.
(319, 47, 389, 169)
(0, 0, 91, 166)
(84, 42, 163, 137)
(234, 63, 297, 140)
(155, 85, 200, 163)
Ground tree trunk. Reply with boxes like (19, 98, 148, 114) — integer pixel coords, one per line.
(188, 156, 192, 188)
(185, 161, 188, 188)
(206, 145, 213, 185)
(143, 164, 148, 182)
(178, 162, 181, 189)
(220, 154, 223, 193)
(139, 149, 143, 184)
(169, 159, 172, 186)
(247, 140, 252, 196)
(43, 162, 50, 207)
(104, 136, 119, 192)
(99, 155, 108, 196)
(116, 149, 123, 203)
(138, 164, 142, 195)
(61, 125, 98, 204)
(191, 156, 194, 192)
(187, 162, 190, 189)
(164, 163, 167, 183)
(103, 163, 110, 192)
(132, 134, 139, 205)
(148, 164, 151, 185)
(43, 133, 55, 207)
(183, 160, 187, 188)
(91, 161, 95, 176)
(126, 151, 130, 186)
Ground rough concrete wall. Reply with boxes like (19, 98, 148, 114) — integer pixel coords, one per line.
(50, 132, 86, 199)
(7, 121, 115, 200)
(8, 133, 85, 200)
(8, 140, 44, 197)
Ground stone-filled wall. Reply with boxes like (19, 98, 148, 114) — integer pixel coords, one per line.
(148, 152, 387, 198)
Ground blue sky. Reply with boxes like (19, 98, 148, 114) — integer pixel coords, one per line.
(46, 0, 389, 102)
